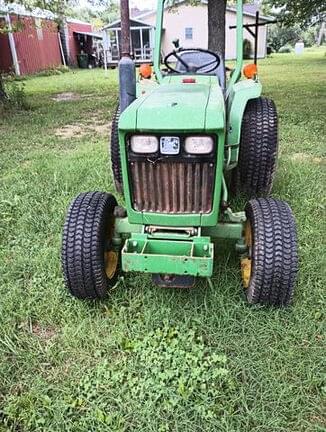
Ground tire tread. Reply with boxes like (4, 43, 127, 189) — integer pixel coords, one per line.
(245, 198, 298, 307)
(237, 97, 278, 197)
(62, 192, 117, 299)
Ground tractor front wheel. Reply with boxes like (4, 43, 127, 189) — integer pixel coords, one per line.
(241, 198, 298, 307)
(62, 192, 120, 299)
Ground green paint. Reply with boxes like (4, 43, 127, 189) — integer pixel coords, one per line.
(154, 0, 164, 82)
(122, 234, 214, 277)
(116, 0, 256, 276)
(203, 223, 244, 240)
(115, 217, 143, 235)
(226, 79, 262, 167)
(227, 0, 244, 95)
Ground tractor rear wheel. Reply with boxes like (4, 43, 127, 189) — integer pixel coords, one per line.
(234, 97, 278, 197)
(110, 105, 123, 195)
(241, 198, 298, 307)
(62, 192, 120, 299)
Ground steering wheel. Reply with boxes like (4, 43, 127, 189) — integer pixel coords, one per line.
(164, 48, 221, 74)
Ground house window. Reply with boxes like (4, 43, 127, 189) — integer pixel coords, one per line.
(185, 27, 193, 40)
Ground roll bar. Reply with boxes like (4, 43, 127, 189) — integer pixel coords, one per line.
(154, 0, 243, 89)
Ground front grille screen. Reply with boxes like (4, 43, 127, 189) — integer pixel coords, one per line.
(129, 160, 215, 214)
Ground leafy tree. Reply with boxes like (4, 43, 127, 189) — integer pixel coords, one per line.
(268, 22, 319, 52)
(263, 0, 326, 26)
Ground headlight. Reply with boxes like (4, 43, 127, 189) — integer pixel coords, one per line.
(130, 135, 159, 153)
(185, 136, 214, 154)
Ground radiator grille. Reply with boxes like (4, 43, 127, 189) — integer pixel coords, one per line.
(129, 160, 215, 214)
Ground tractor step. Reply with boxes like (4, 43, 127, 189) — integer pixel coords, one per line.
(121, 234, 214, 277)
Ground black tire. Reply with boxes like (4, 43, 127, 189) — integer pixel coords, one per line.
(234, 97, 278, 197)
(62, 192, 119, 299)
(244, 198, 298, 307)
(110, 105, 123, 195)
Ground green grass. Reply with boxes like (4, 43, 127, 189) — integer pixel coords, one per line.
(0, 50, 325, 431)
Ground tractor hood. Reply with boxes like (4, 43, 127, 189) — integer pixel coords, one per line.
(120, 79, 225, 132)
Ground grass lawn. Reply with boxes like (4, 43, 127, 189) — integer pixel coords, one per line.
(0, 49, 325, 431)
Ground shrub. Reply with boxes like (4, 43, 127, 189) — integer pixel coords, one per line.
(243, 39, 252, 59)
(278, 45, 292, 53)
(0, 77, 29, 111)
(32, 66, 70, 77)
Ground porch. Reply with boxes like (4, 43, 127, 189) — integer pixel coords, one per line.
(102, 19, 155, 65)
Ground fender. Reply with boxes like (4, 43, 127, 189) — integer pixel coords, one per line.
(226, 79, 262, 168)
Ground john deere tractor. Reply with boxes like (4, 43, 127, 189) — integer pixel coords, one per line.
(62, 0, 298, 306)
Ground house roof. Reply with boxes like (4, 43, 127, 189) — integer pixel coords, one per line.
(73, 30, 102, 39)
(103, 18, 154, 30)
(135, 1, 272, 22)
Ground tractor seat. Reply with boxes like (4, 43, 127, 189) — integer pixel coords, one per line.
(175, 51, 219, 74)
(175, 50, 226, 90)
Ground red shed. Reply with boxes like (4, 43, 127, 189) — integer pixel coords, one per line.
(0, 4, 96, 75)
(66, 19, 94, 67)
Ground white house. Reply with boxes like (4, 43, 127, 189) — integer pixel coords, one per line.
(102, 1, 272, 64)
(138, 1, 271, 60)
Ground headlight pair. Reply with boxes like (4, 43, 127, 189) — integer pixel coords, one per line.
(130, 135, 214, 155)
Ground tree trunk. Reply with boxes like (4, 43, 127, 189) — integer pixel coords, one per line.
(208, 0, 227, 59)
(317, 22, 325, 46)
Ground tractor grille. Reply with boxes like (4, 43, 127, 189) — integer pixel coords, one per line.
(129, 160, 215, 214)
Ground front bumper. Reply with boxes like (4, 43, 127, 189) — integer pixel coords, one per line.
(121, 233, 214, 277)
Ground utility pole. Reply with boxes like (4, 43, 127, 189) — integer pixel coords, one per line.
(118, 0, 136, 112)
(120, 0, 131, 57)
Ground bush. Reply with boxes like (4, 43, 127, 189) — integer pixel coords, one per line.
(243, 39, 252, 59)
(13, 66, 70, 81)
(0, 77, 29, 111)
(32, 66, 70, 77)
(278, 45, 292, 53)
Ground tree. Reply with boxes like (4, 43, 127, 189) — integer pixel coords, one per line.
(267, 24, 302, 51)
(263, 0, 326, 27)
(207, 0, 227, 57)
(170, 0, 251, 60)
(169, 0, 227, 58)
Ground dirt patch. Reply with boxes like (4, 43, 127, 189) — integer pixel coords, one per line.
(31, 322, 57, 340)
(55, 113, 110, 139)
(55, 124, 86, 139)
(290, 153, 324, 165)
(52, 92, 81, 102)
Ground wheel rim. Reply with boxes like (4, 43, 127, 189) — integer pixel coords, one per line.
(105, 250, 119, 279)
(241, 221, 252, 288)
(104, 214, 119, 280)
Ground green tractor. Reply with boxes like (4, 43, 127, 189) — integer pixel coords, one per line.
(62, 0, 298, 306)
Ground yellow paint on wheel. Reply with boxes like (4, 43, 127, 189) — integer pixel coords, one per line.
(105, 251, 118, 279)
(244, 220, 252, 248)
(241, 221, 252, 288)
(241, 257, 252, 288)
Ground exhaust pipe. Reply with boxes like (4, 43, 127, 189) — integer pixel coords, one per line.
(119, 0, 136, 113)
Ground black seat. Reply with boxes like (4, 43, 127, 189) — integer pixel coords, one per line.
(175, 50, 226, 91)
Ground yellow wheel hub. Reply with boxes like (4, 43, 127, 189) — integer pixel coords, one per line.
(105, 250, 118, 279)
(241, 221, 252, 288)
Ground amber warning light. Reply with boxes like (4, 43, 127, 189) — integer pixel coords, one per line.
(139, 64, 152, 79)
(243, 63, 258, 79)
